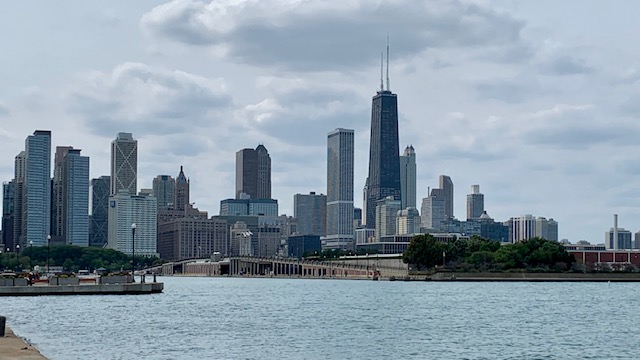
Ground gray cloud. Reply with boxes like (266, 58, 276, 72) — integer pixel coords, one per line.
(141, 0, 527, 71)
(67, 62, 232, 136)
(475, 78, 533, 104)
(539, 54, 593, 76)
(0, 102, 8, 116)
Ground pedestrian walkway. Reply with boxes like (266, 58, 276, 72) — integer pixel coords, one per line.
(0, 325, 47, 360)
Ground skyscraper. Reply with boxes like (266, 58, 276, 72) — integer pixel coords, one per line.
(23, 130, 51, 246)
(439, 175, 454, 219)
(326, 128, 354, 249)
(110, 132, 137, 196)
(107, 192, 157, 256)
(2, 181, 14, 251)
(421, 189, 446, 231)
(12, 151, 25, 248)
(62, 149, 89, 246)
(175, 166, 189, 212)
(52, 146, 73, 241)
(365, 44, 401, 228)
(375, 196, 401, 240)
(152, 175, 175, 209)
(466, 185, 484, 220)
(90, 176, 110, 247)
(294, 192, 327, 237)
(235, 145, 271, 199)
(399, 145, 416, 209)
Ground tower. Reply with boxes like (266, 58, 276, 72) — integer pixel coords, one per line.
(23, 130, 51, 246)
(90, 176, 110, 247)
(62, 149, 89, 246)
(175, 166, 190, 212)
(466, 185, 484, 220)
(236, 145, 271, 199)
(326, 128, 354, 248)
(294, 192, 327, 237)
(152, 175, 176, 209)
(399, 145, 416, 209)
(52, 146, 73, 241)
(439, 175, 454, 218)
(110, 132, 137, 196)
(365, 42, 401, 228)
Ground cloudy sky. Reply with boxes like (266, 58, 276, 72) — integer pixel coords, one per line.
(1, 0, 639, 243)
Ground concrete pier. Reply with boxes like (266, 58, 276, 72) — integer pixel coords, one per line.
(0, 326, 47, 359)
(0, 282, 163, 296)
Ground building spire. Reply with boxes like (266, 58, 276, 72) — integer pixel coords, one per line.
(380, 52, 384, 91)
(386, 34, 390, 91)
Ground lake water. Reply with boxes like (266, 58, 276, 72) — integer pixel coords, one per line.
(1, 277, 638, 359)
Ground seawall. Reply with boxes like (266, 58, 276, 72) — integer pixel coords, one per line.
(0, 282, 164, 296)
(0, 325, 47, 360)
(428, 272, 640, 282)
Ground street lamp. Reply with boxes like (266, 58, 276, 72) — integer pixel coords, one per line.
(16, 244, 20, 272)
(46, 235, 51, 276)
(131, 223, 136, 282)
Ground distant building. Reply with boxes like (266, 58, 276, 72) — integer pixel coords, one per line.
(110, 132, 137, 196)
(294, 192, 327, 236)
(175, 166, 190, 212)
(219, 198, 278, 224)
(396, 207, 421, 235)
(355, 228, 376, 245)
(466, 185, 484, 220)
(1, 181, 14, 251)
(288, 235, 321, 259)
(51, 146, 73, 242)
(152, 175, 175, 209)
(353, 208, 362, 229)
(157, 217, 227, 261)
(62, 149, 89, 246)
(90, 176, 110, 247)
(235, 145, 271, 199)
(12, 151, 26, 249)
(375, 196, 401, 240)
(107, 191, 158, 257)
(326, 128, 354, 249)
(606, 228, 633, 250)
(399, 145, 416, 209)
(421, 189, 446, 231)
(439, 175, 454, 219)
(23, 130, 52, 246)
(505, 215, 558, 243)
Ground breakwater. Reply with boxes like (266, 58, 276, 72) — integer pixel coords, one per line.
(0, 282, 163, 296)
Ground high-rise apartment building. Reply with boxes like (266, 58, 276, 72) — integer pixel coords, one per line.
(235, 145, 271, 199)
(152, 175, 175, 209)
(52, 146, 73, 241)
(110, 132, 137, 196)
(506, 215, 558, 243)
(396, 207, 421, 235)
(399, 145, 416, 209)
(294, 192, 327, 236)
(62, 149, 89, 246)
(90, 176, 110, 247)
(375, 196, 402, 240)
(326, 128, 354, 249)
(466, 185, 484, 220)
(23, 130, 51, 246)
(12, 151, 26, 248)
(2, 181, 14, 250)
(364, 46, 401, 228)
(107, 191, 157, 256)
(439, 175, 454, 218)
(421, 189, 446, 231)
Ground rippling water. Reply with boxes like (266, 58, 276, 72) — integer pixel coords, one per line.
(1, 277, 637, 359)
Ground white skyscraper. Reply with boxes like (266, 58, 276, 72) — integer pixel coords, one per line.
(325, 128, 354, 249)
(375, 196, 401, 240)
(110, 132, 138, 196)
(107, 192, 158, 256)
(399, 145, 416, 209)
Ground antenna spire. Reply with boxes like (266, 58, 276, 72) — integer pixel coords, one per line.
(386, 34, 390, 91)
(380, 52, 384, 91)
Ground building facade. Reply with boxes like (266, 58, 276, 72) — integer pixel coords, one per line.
(375, 196, 402, 240)
(364, 79, 401, 228)
(294, 192, 327, 236)
(157, 217, 228, 261)
(506, 215, 558, 243)
(235, 145, 271, 199)
(439, 175, 454, 219)
(51, 146, 73, 242)
(107, 191, 158, 256)
(12, 151, 26, 248)
(606, 228, 633, 250)
(421, 189, 446, 231)
(399, 145, 416, 209)
(396, 207, 421, 235)
(152, 175, 175, 209)
(90, 176, 110, 247)
(62, 149, 89, 246)
(23, 130, 51, 246)
(326, 128, 354, 248)
(110, 132, 137, 196)
(466, 185, 484, 220)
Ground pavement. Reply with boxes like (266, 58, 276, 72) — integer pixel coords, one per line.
(0, 326, 48, 360)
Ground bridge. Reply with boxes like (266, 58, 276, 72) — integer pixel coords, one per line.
(149, 255, 408, 279)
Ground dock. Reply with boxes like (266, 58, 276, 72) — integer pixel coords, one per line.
(0, 326, 47, 360)
(0, 282, 163, 296)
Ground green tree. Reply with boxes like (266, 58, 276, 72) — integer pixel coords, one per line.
(403, 234, 446, 269)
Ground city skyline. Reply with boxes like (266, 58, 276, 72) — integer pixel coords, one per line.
(1, 1, 639, 243)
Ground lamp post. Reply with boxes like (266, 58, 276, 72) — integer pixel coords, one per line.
(131, 223, 136, 282)
(29, 241, 33, 272)
(6, 248, 9, 271)
(15, 244, 20, 272)
(46, 235, 51, 276)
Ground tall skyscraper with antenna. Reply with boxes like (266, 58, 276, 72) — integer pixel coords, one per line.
(364, 40, 401, 228)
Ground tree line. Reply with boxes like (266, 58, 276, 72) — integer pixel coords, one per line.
(0, 245, 162, 273)
(403, 235, 576, 272)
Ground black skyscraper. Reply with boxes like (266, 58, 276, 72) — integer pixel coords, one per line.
(365, 45, 401, 228)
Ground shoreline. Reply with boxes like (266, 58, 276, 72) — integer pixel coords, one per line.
(0, 325, 47, 360)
